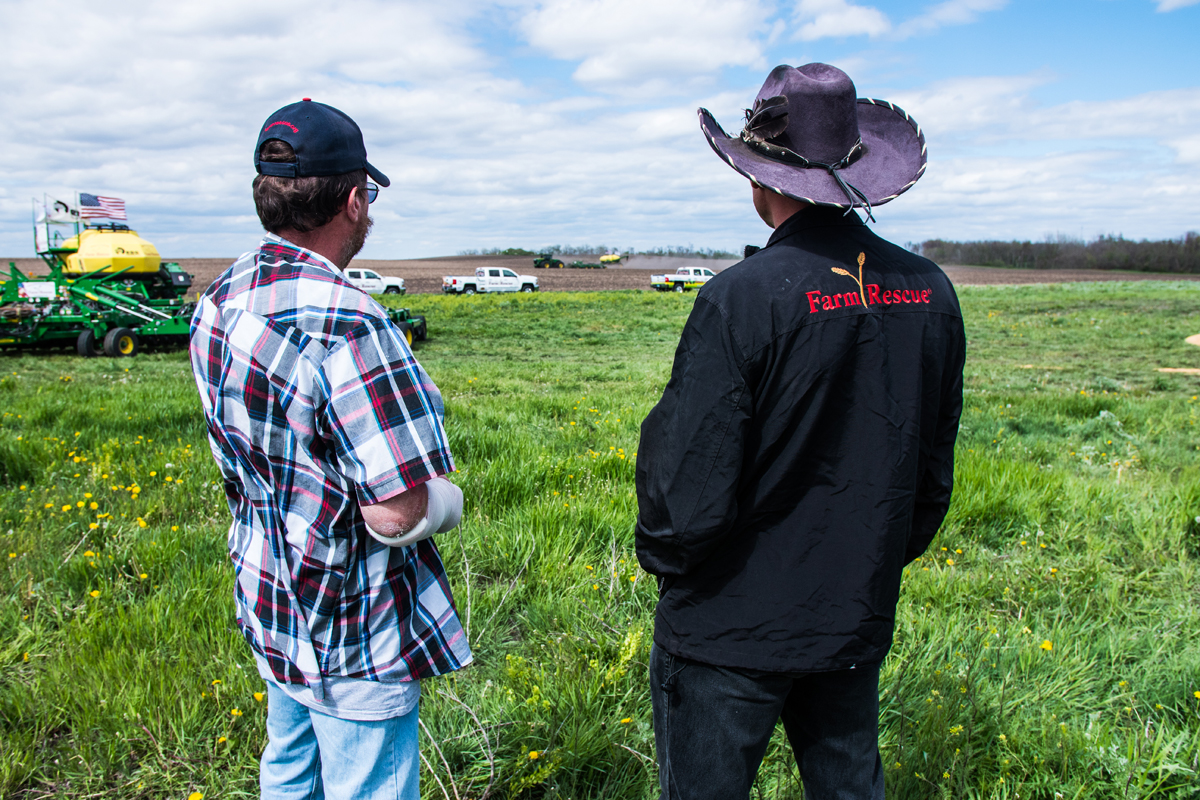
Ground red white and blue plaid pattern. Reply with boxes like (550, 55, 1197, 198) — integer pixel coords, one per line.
(189, 234, 470, 697)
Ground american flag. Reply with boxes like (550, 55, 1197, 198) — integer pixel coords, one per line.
(78, 193, 127, 220)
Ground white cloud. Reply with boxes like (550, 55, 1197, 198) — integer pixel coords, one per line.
(871, 78, 1200, 243)
(891, 75, 1200, 147)
(888, 73, 1051, 134)
(792, 0, 891, 41)
(519, 0, 771, 94)
(1168, 134, 1200, 163)
(894, 0, 1008, 39)
(1155, 0, 1200, 10)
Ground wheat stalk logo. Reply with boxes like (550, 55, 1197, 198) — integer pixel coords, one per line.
(831, 252, 868, 307)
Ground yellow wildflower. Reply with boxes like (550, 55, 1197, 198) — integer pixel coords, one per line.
(1040, 640, 1053, 651)
(529, 750, 539, 760)
(620, 717, 632, 724)
(89, 590, 100, 598)
(230, 708, 242, 717)
(254, 692, 264, 702)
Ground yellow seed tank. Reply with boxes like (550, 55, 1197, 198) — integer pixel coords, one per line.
(57, 228, 162, 276)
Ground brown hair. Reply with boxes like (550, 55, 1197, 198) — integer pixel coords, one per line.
(252, 140, 367, 233)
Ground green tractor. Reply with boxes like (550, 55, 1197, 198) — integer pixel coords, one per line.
(533, 252, 565, 269)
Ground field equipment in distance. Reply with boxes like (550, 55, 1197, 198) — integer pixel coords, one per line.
(533, 253, 565, 269)
(386, 306, 427, 345)
(532, 252, 611, 269)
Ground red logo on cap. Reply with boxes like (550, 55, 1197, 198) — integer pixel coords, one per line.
(263, 120, 299, 134)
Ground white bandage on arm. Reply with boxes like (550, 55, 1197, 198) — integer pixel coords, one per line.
(364, 476, 464, 548)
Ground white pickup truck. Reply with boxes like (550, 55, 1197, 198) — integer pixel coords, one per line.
(650, 266, 716, 292)
(442, 267, 539, 295)
(345, 267, 406, 295)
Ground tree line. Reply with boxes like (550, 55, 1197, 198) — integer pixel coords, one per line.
(458, 245, 738, 259)
(919, 233, 1200, 274)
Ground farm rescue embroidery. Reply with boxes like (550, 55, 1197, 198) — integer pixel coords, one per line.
(806, 252, 933, 314)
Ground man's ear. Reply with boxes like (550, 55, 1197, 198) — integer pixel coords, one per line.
(344, 185, 366, 223)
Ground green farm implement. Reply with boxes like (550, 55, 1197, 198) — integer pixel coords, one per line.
(1, 209, 195, 357)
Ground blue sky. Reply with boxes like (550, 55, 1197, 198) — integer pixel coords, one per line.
(1, 0, 1197, 259)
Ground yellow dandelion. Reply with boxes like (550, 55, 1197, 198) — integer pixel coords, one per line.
(254, 692, 264, 702)
(139, 573, 148, 580)
(188, 793, 204, 800)
(211, 679, 222, 686)
(137, 518, 148, 528)
(592, 584, 599, 590)
(172, 525, 179, 531)
(1194, 691, 1200, 699)
(230, 708, 242, 717)
(84, 550, 95, 557)
(149, 471, 157, 476)
(1040, 640, 1053, 651)
(528, 750, 539, 760)
(945, 559, 955, 566)
(629, 575, 637, 582)
(89, 590, 100, 598)
(217, 736, 227, 743)
(89, 522, 99, 530)
(620, 717, 632, 724)
(7, 553, 14, 559)
(61, 505, 71, 512)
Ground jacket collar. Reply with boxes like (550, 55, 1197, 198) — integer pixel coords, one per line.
(765, 205, 864, 249)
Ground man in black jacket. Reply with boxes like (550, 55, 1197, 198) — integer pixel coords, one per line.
(635, 64, 966, 799)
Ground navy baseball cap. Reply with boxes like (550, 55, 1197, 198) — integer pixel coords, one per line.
(255, 99, 390, 187)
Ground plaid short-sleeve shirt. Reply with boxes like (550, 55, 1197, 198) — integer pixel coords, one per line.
(189, 234, 470, 697)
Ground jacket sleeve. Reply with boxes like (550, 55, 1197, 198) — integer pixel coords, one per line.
(635, 296, 753, 578)
(906, 318, 966, 564)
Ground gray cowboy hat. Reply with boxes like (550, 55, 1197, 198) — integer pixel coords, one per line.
(699, 63, 926, 218)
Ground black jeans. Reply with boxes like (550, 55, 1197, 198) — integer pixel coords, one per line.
(649, 644, 884, 800)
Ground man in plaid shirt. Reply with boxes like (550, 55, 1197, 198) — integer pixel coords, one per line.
(190, 99, 469, 800)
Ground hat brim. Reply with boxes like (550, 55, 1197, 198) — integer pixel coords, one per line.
(699, 99, 926, 208)
(366, 161, 390, 188)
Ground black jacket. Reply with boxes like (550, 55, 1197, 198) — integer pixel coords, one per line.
(635, 208, 965, 673)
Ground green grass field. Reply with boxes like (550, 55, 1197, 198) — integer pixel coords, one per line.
(2, 281, 1200, 799)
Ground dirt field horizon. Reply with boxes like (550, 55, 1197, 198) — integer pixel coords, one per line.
(6, 253, 1200, 296)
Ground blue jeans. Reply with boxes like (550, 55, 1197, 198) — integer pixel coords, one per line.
(260, 683, 420, 800)
(649, 644, 884, 800)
